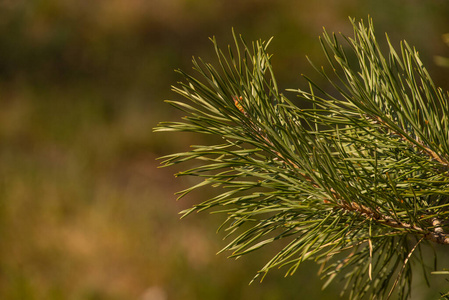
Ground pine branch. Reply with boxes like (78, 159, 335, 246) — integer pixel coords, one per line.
(156, 19, 449, 299)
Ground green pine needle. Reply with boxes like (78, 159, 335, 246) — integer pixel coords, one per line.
(155, 18, 449, 299)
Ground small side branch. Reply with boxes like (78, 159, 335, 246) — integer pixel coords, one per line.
(369, 115, 449, 168)
(339, 201, 449, 245)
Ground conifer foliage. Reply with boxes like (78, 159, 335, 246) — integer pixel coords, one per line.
(155, 18, 449, 299)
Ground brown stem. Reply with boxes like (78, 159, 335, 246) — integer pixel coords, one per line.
(339, 201, 449, 245)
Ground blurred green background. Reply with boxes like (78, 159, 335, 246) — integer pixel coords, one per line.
(1, 1, 449, 299)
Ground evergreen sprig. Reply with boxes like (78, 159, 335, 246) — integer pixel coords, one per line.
(155, 18, 449, 299)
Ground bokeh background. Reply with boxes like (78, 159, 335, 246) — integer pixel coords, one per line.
(1, 1, 449, 299)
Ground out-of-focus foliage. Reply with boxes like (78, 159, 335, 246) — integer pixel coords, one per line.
(435, 34, 449, 68)
(0, 0, 449, 299)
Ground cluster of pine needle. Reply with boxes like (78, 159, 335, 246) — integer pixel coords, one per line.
(155, 18, 449, 299)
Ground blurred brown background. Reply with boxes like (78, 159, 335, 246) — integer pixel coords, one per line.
(1, 1, 449, 299)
